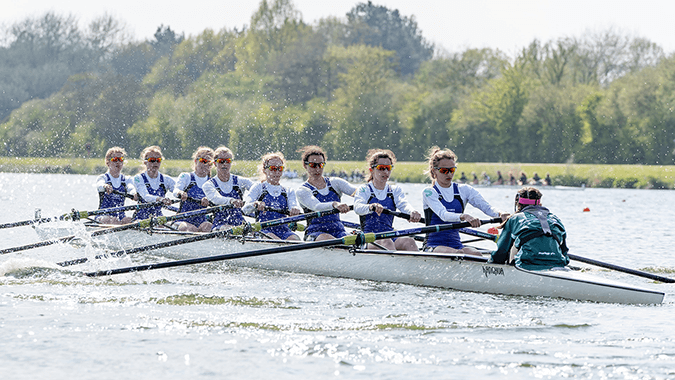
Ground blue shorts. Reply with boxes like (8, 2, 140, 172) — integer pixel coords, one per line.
(263, 225, 296, 240)
(304, 229, 347, 241)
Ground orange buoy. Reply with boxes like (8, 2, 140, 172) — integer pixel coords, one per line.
(487, 227, 499, 235)
(583, 207, 590, 212)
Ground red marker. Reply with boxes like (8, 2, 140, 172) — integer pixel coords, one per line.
(488, 227, 499, 235)
(583, 207, 590, 212)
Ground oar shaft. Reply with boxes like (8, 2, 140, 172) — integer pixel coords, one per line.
(1, 204, 232, 255)
(0, 201, 171, 229)
(568, 254, 675, 283)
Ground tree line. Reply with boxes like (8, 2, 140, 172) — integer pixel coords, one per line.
(1, 0, 673, 165)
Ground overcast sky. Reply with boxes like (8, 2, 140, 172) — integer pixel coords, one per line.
(3, 0, 674, 56)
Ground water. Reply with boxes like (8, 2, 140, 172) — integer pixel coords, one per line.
(1, 173, 674, 379)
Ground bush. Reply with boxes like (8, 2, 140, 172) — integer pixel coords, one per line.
(614, 177, 639, 188)
(552, 174, 587, 187)
(596, 177, 615, 188)
(646, 176, 670, 189)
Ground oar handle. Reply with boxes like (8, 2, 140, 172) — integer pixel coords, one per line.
(381, 209, 426, 224)
(111, 189, 136, 200)
(65, 200, 180, 220)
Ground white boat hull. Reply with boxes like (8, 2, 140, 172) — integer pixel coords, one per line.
(35, 223, 665, 304)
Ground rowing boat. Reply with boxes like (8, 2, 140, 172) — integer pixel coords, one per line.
(32, 222, 665, 305)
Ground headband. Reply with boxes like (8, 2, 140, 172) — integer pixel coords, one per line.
(518, 198, 540, 205)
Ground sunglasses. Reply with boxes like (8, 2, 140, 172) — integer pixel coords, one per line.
(372, 164, 393, 171)
(215, 157, 233, 164)
(196, 158, 212, 164)
(266, 165, 284, 172)
(434, 166, 457, 175)
(145, 157, 162, 163)
(304, 161, 325, 169)
(109, 157, 124, 162)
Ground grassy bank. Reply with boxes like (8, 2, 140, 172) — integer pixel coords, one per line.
(0, 156, 673, 189)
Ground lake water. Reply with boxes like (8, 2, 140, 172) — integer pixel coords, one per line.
(1, 173, 674, 379)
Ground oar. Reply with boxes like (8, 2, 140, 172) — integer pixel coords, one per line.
(0, 204, 233, 255)
(0, 200, 177, 230)
(566, 254, 675, 283)
(435, 220, 675, 284)
(57, 207, 347, 267)
(82, 218, 503, 277)
(381, 209, 500, 242)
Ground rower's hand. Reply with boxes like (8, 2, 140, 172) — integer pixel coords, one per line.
(369, 203, 384, 216)
(200, 197, 210, 207)
(104, 184, 113, 194)
(161, 197, 172, 205)
(499, 212, 510, 222)
(230, 199, 244, 208)
(332, 202, 350, 213)
(409, 210, 421, 223)
(461, 214, 481, 228)
(289, 207, 301, 216)
(179, 191, 188, 201)
(255, 201, 266, 211)
(132, 193, 139, 202)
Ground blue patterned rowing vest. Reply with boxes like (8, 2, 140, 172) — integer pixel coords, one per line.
(256, 183, 294, 239)
(211, 175, 245, 229)
(424, 183, 464, 249)
(178, 172, 209, 227)
(302, 178, 346, 239)
(134, 173, 167, 220)
(359, 183, 396, 233)
(98, 173, 127, 219)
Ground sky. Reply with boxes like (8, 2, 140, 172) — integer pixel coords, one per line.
(3, 0, 675, 57)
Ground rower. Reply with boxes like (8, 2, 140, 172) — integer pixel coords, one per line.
(295, 145, 355, 242)
(173, 146, 214, 232)
(203, 146, 254, 231)
(353, 149, 421, 251)
(421, 146, 509, 256)
(242, 152, 302, 241)
(95, 147, 137, 225)
(489, 187, 570, 270)
(133, 146, 175, 220)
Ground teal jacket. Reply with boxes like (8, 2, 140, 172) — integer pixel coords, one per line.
(490, 205, 569, 270)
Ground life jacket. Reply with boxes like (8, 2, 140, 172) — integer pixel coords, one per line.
(515, 206, 567, 252)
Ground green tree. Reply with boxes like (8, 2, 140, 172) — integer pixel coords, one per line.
(449, 64, 530, 162)
(345, 1, 433, 76)
(323, 45, 400, 159)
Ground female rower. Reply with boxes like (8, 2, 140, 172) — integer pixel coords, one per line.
(354, 149, 421, 251)
(242, 152, 302, 241)
(489, 187, 569, 270)
(295, 145, 356, 241)
(95, 147, 137, 225)
(133, 146, 175, 220)
(422, 147, 509, 256)
(173, 146, 214, 232)
(202, 146, 254, 231)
